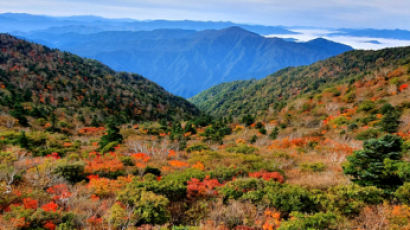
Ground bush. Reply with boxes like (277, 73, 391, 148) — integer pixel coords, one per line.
(127, 169, 205, 200)
(263, 183, 317, 213)
(269, 127, 279, 140)
(278, 212, 340, 230)
(117, 188, 170, 225)
(100, 141, 120, 153)
(322, 184, 384, 216)
(358, 100, 376, 112)
(300, 162, 326, 172)
(120, 156, 134, 166)
(395, 182, 410, 204)
(355, 128, 380, 140)
(344, 134, 404, 191)
(226, 144, 258, 154)
(249, 135, 257, 144)
(144, 166, 161, 176)
(242, 115, 255, 127)
(54, 161, 85, 184)
(209, 167, 241, 182)
(219, 178, 265, 200)
(186, 144, 210, 153)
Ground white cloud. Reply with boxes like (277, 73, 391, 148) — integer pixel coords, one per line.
(266, 29, 410, 50)
(0, 0, 409, 29)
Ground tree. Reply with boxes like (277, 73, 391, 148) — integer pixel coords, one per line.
(269, 127, 279, 140)
(99, 121, 123, 151)
(343, 134, 404, 191)
(242, 114, 255, 127)
(379, 110, 401, 133)
(10, 103, 29, 127)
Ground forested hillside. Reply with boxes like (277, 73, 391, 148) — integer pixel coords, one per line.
(0, 34, 199, 129)
(191, 46, 410, 117)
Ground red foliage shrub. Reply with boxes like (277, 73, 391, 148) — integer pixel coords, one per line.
(41, 201, 58, 212)
(78, 127, 105, 135)
(22, 198, 38, 210)
(47, 184, 72, 201)
(44, 221, 56, 230)
(85, 152, 124, 173)
(249, 171, 284, 183)
(46, 152, 60, 159)
(399, 83, 408, 92)
(87, 216, 103, 225)
(187, 176, 222, 199)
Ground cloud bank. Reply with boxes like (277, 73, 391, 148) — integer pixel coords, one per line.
(0, 0, 409, 29)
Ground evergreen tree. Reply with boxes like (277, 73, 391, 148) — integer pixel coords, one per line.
(269, 127, 279, 140)
(99, 121, 123, 150)
(343, 134, 404, 191)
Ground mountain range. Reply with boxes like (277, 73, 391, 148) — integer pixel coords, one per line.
(15, 26, 352, 97)
(0, 13, 296, 35)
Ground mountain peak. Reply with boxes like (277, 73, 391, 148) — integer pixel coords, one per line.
(220, 26, 260, 36)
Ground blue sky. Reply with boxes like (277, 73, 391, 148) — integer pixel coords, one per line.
(1, 0, 409, 29)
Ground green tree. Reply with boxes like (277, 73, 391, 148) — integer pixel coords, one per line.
(343, 134, 404, 191)
(379, 110, 401, 133)
(99, 121, 123, 151)
(242, 114, 255, 127)
(269, 127, 279, 140)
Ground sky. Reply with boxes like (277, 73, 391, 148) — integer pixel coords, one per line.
(1, 0, 410, 29)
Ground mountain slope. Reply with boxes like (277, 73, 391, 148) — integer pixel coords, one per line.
(190, 46, 410, 117)
(0, 34, 199, 126)
(19, 27, 353, 97)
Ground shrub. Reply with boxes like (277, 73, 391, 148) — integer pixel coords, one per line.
(128, 169, 205, 200)
(242, 115, 255, 127)
(143, 166, 161, 176)
(331, 116, 349, 126)
(219, 178, 265, 200)
(395, 182, 410, 204)
(269, 127, 279, 140)
(249, 135, 257, 144)
(358, 100, 376, 112)
(117, 188, 170, 225)
(259, 127, 267, 135)
(343, 134, 404, 191)
(355, 128, 380, 140)
(278, 212, 340, 230)
(322, 184, 384, 216)
(120, 156, 134, 166)
(209, 167, 241, 182)
(300, 162, 326, 172)
(186, 144, 210, 153)
(264, 183, 317, 213)
(100, 141, 120, 153)
(54, 161, 85, 184)
(226, 144, 258, 154)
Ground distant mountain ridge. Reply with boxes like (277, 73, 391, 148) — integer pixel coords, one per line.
(16, 26, 353, 97)
(0, 13, 296, 35)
